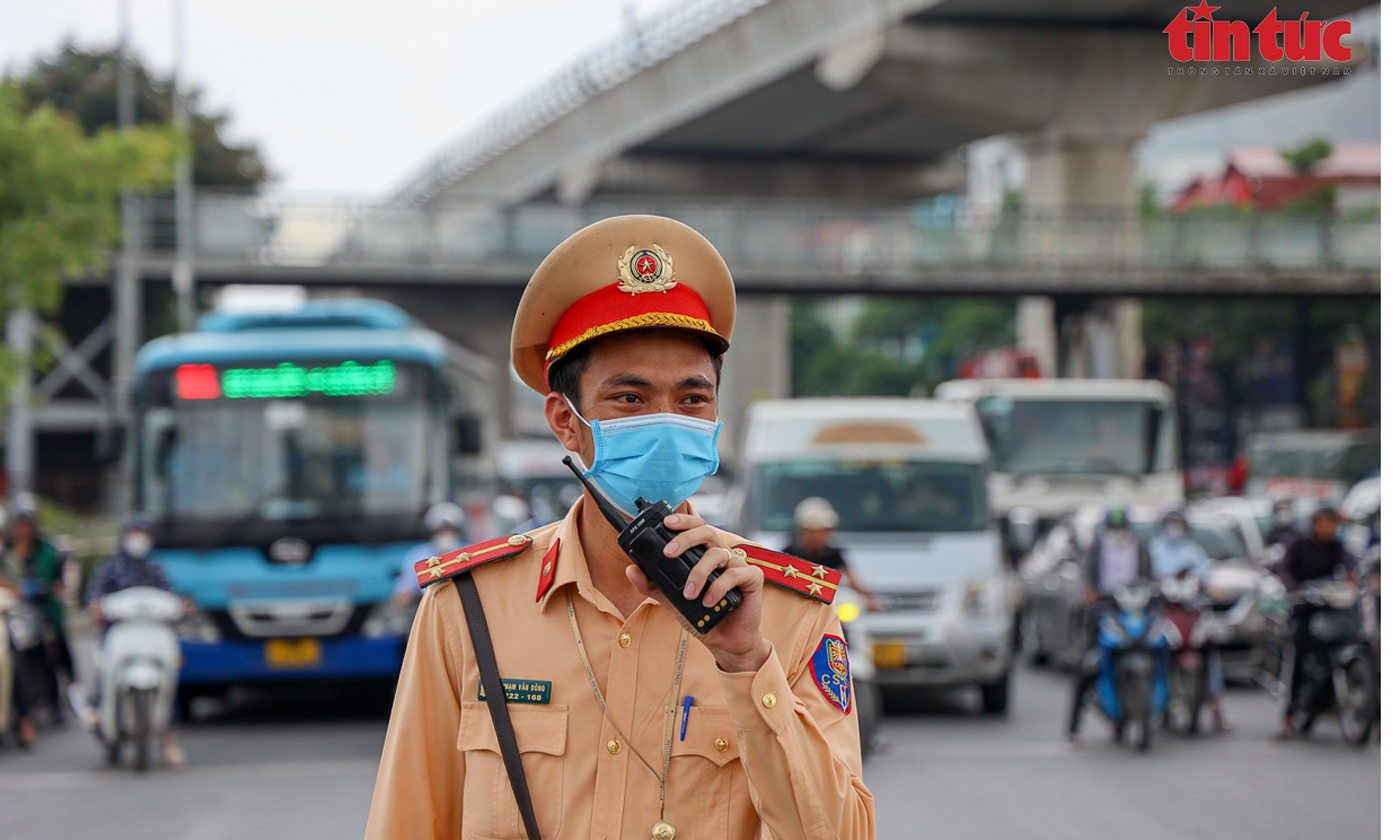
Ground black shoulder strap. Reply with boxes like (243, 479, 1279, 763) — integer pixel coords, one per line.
(455, 573, 542, 840)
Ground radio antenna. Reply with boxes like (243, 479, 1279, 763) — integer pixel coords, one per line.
(563, 456, 631, 533)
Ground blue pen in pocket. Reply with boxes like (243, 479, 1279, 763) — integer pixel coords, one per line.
(680, 696, 694, 741)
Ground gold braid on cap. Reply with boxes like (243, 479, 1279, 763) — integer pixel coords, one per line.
(545, 313, 720, 362)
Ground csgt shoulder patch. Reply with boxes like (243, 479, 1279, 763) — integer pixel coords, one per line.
(808, 634, 852, 715)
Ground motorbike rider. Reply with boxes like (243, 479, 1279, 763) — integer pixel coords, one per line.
(1067, 505, 1153, 742)
(0, 519, 38, 748)
(1273, 506, 1356, 740)
(2, 497, 73, 728)
(1264, 498, 1306, 552)
(391, 503, 468, 609)
(1147, 510, 1231, 731)
(782, 496, 881, 611)
(81, 514, 187, 766)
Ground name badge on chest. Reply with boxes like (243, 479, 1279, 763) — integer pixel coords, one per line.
(478, 678, 552, 705)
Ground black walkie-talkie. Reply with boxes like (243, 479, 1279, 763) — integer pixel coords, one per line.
(564, 456, 742, 634)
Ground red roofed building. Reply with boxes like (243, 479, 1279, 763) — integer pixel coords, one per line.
(1170, 141, 1380, 213)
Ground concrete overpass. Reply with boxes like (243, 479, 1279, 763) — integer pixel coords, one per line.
(398, 0, 1372, 208)
(386, 0, 1374, 406)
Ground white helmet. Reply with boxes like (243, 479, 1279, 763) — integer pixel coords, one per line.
(422, 502, 466, 535)
(794, 496, 839, 530)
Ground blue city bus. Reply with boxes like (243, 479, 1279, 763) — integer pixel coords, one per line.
(130, 299, 491, 707)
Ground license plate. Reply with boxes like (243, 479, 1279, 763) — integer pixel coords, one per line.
(265, 638, 322, 670)
(872, 641, 908, 669)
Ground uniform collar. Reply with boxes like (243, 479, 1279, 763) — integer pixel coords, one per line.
(535, 497, 696, 615)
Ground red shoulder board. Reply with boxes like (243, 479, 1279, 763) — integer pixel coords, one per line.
(733, 544, 841, 604)
(415, 535, 534, 588)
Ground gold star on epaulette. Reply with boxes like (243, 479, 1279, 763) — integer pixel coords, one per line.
(810, 565, 829, 580)
(782, 564, 800, 578)
(807, 581, 825, 596)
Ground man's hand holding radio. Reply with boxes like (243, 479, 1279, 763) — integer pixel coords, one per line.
(624, 511, 771, 673)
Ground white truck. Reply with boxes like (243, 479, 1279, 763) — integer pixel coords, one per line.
(730, 398, 1015, 714)
(934, 378, 1184, 555)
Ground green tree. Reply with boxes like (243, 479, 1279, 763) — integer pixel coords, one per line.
(1279, 137, 1333, 176)
(790, 295, 1016, 397)
(0, 85, 177, 392)
(9, 43, 268, 188)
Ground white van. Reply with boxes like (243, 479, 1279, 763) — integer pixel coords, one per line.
(731, 398, 1014, 714)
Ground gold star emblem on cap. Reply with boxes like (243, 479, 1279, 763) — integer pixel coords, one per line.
(807, 581, 825, 596)
(617, 244, 677, 294)
(782, 564, 800, 579)
(810, 565, 829, 580)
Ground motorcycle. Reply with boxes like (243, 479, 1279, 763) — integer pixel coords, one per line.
(1288, 577, 1377, 747)
(1158, 575, 1218, 734)
(1091, 584, 1172, 752)
(95, 587, 184, 771)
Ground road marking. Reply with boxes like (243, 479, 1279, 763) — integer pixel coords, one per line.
(0, 758, 379, 793)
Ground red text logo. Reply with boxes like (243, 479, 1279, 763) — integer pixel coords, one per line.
(1164, 4, 1352, 62)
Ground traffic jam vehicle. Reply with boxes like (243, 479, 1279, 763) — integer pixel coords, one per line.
(128, 299, 492, 711)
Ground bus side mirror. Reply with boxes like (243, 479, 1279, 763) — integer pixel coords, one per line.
(456, 415, 482, 455)
(95, 424, 126, 466)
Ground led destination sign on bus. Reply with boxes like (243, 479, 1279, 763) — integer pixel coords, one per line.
(175, 360, 397, 400)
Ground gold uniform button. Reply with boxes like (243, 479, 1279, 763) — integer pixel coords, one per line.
(762, 692, 777, 709)
(507, 534, 529, 547)
(607, 738, 622, 754)
(714, 737, 729, 753)
(619, 632, 631, 648)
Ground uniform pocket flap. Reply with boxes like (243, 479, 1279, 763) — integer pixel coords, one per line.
(671, 706, 740, 767)
(458, 701, 569, 756)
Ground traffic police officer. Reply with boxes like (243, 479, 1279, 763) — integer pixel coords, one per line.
(365, 216, 874, 840)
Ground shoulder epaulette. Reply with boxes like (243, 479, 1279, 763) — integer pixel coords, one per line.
(416, 534, 534, 588)
(733, 544, 842, 604)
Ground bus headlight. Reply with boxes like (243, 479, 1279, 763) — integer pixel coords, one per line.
(363, 601, 416, 638)
(176, 609, 222, 643)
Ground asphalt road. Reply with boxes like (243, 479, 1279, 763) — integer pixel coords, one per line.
(0, 660, 1379, 839)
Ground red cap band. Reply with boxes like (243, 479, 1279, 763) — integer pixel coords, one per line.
(545, 282, 720, 366)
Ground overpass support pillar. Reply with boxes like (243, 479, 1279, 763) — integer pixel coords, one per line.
(4, 309, 36, 495)
(1021, 135, 1143, 380)
(1016, 296, 1056, 378)
(719, 295, 790, 464)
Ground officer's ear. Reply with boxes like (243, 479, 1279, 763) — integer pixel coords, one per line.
(545, 391, 589, 457)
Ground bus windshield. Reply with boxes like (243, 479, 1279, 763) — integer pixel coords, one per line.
(974, 398, 1169, 476)
(751, 459, 987, 533)
(138, 360, 441, 544)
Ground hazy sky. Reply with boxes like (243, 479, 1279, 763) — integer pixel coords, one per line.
(2, 1, 1382, 199)
(1, 0, 671, 196)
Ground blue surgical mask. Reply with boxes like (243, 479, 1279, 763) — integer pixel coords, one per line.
(567, 399, 722, 513)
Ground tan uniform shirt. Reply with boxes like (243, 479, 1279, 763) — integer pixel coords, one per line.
(365, 501, 875, 840)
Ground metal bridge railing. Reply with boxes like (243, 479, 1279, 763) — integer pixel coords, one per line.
(133, 195, 1381, 281)
(390, 0, 772, 206)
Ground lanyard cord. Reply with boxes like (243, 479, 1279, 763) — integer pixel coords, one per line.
(567, 592, 687, 820)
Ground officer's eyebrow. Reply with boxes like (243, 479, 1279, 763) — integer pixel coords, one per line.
(676, 375, 715, 392)
(599, 374, 653, 390)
